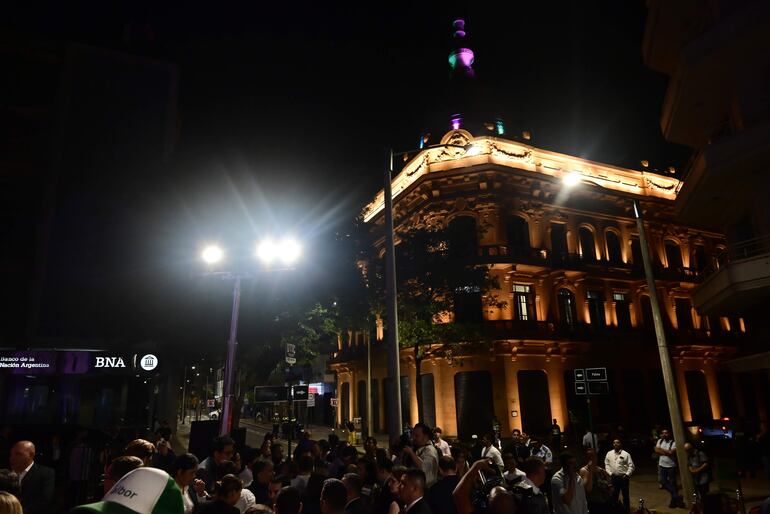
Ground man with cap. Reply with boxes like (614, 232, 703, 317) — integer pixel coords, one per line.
(72, 467, 184, 514)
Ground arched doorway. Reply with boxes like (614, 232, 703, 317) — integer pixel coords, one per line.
(517, 370, 551, 435)
(455, 371, 494, 439)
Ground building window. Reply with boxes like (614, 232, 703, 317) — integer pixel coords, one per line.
(558, 288, 577, 325)
(506, 216, 530, 256)
(630, 236, 643, 268)
(579, 227, 596, 261)
(613, 292, 631, 329)
(640, 295, 654, 330)
(665, 240, 683, 269)
(674, 298, 693, 331)
(692, 244, 707, 272)
(454, 286, 483, 323)
(512, 284, 535, 321)
(586, 290, 606, 328)
(550, 223, 568, 261)
(448, 216, 477, 258)
(606, 231, 622, 264)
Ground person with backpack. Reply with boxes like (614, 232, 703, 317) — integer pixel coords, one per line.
(684, 443, 711, 499)
(655, 429, 684, 509)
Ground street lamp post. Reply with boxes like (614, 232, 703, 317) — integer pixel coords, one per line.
(383, 142, 478, 440)
(633, 200, 695, 504)
(561, 174, 695, 504)
(201, 238, 301, 437)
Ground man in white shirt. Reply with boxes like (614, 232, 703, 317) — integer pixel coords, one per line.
(582, 430, 597, 450)
(551, 452, 588, 514)
(403, 423, 439, 488)
(434, 427, 451, 457)
(605, 439, 635, 514)
(481, 433, 504, 471)
(655, 428, 684, 509)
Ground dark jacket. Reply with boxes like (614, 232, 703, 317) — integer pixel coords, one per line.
(20, 462, 55, 514)
(426, 475, 459, 514)
(196, 457, 219, 494)
(513, 482, 550, 514)
(345, 497, 372, 514)
(404, 498, 432, 514)
(193, 500, 239, 514)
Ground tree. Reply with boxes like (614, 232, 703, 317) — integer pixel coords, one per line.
(366, 221, 504, 424)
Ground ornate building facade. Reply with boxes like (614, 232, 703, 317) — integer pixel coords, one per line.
(329, 127, 764, 440)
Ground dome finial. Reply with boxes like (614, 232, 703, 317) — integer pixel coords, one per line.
(448, 18, 475, 79)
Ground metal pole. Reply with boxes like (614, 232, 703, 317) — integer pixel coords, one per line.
(384, 147, 403, 442)
(367, 333, 373, 437)
(634, 199, 695, 504)
(587, 396, 596, 450)
(181, 365, 187, 424)
(220, 275, 242, 436)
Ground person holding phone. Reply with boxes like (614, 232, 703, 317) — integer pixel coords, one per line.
(551, 452, 587, 514)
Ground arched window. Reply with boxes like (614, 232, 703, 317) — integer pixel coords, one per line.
(506, 216, 530, 256)
(692, 244, 707, 271)
(640, 295, 654, 330)
(606, 231, 622, 264)
(550, 223, 568, 261)
(630, 236, 643, 268)
(579, 227, 596, 261)
(448, 216, 477, 258)
(586, 290, 606, 328)
(557, 288, 578, 326)
(675, 298, 693, 331)
(665, 240, 683, 269)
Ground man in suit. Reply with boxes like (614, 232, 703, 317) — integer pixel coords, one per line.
(9, 440, 54, 514)
(399, 469, 432, 514)
(342, 473, 371, 514)
(426, 456, 459, 514)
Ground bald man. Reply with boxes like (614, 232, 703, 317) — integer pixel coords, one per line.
(10, 441, 54, 514)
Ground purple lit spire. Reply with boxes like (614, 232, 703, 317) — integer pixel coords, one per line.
(448, 19, 475, 79)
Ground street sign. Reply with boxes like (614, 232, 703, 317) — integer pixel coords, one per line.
(307, 393, 315, 407)
(285, 343, 296, 365)
(292, 385, 309, 401)
(574, 369, 586, 382)
(588, 381, 610, 395)
(207, 399, 215, 408)
(330, 397, 338, 407)
(575, 382, 588, 395)
(586, 367, 607, 381)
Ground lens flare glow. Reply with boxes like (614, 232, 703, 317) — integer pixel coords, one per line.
(257, 238, 302, 265)
(563, 172, 581, 187)
(202, 245, 224, 264)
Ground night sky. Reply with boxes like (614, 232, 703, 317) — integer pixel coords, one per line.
(3, 2, 691, 353)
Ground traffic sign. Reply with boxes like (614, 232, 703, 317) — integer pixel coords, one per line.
(586, 367, 607, 381)
(307, 393, 315, 407)
(588, 381, 610, 395)
(574, 369, 586, 382)
(207, 399, 215, 408)
(292, 385, 309, 400)
(575, 382, 587, 395)
(286, 343, 296, 365)
(330, 397, 338, 407)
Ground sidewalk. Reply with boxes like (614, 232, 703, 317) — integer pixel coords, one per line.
(173, 421, 769, 513)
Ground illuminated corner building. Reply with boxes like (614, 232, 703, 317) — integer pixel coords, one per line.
(643, 4, 770, 373)
(328, 20, 763, 440)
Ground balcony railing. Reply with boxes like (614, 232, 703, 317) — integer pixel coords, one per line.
(700, 234, 770, 280)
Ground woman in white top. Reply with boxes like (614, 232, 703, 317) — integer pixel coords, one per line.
(172, 453, 203, 514)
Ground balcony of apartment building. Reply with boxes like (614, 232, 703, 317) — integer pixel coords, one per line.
(692, 234, 770, 315)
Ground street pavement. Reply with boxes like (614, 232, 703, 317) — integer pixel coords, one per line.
(172, 419, 770, 513)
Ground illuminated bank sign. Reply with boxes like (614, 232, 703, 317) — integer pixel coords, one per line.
(0, 351, 160, 374)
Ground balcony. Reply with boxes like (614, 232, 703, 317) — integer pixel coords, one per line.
(692, 235, 770, 315)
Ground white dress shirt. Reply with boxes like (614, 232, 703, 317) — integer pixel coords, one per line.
(482, 444, 504, 469)
(405, 497, 424, 513)
(436, 438, 451, 456)
(605, 450, 635, 476)
(18, 461, 34, 483)
(235, 488, 257, 514)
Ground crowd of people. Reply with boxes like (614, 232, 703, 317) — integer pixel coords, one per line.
(0, 419, 763, 514)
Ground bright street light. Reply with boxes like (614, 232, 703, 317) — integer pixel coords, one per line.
(256, 238, 302, 266)
(202, 245, 224, 264)
(562, 172, 581, 187)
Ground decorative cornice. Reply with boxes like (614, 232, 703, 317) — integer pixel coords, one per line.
(363, 130, 681, 222)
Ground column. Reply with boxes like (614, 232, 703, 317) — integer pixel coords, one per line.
(676, 363, 692, 422)
(349, 369, 357, 422)
(704, 364, 723, 420)
(503, 355, 522, 434)
(442, 366, 458, 437)
(545, 360, 568, 432)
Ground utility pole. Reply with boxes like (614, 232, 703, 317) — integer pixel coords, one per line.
(634, 199, 695, 504)
(220, 275, 242, 436)
(181, 365, 188, 425)
(366, 333, 373, 437)
(384, 148, 403, 441)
